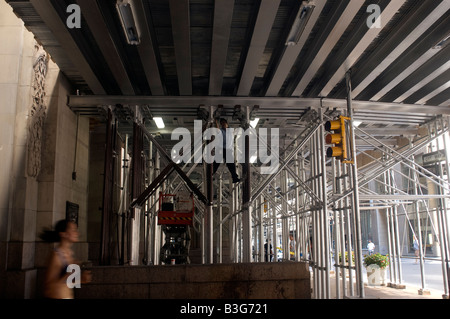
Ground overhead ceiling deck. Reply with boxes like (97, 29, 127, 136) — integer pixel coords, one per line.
(6, 0, 450, 155)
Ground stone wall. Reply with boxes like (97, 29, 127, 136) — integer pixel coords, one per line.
(75, 262, 311, 299)
(0, 0, 90, 298)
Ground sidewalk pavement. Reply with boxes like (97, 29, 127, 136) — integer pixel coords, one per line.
(321, 256, 449, 299)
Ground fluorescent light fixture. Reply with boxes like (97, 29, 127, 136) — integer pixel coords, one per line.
(153, 117, 165, 129)
(250, 118, 260, 128)
(116, 0, 140, 45)
(285, 1, 315, 46)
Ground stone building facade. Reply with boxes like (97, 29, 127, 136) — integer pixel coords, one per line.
(0, 1, 90, 298)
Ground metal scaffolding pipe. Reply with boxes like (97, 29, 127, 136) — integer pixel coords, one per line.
(205, 161, 214, 264)
(153, 152, 161, 265)
(281, 168, 290, 261)
(119, 134, 129, 265)
(343, 163, 355, 296)
(333, 158, 342, 298)
(441, 122, 450, 297)
(144, 139, 153, 265)
(319, 108, 331, 298)
(258, 196, 264, 262)
(436, 128, 450, 297)
(385, 169, 399, 286)
(217, 173, 223, 263)
(346, 71, 365, 298)
(294, 145, 301, 262)
(413, 171, 427, 292)
(334, 125, 449, 206)
(242, 107, 252, 263)
(251, 123, 321, 203)
(272, 180, 277, 263)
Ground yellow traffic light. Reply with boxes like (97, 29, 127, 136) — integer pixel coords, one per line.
(325, 116, 350, 161)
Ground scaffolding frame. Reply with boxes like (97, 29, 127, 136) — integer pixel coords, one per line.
(98, 76, 450, 299)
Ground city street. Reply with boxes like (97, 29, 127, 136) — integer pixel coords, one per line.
(362, 257, 449, 296)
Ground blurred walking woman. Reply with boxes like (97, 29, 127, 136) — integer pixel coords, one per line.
(40, 219, 91, 299)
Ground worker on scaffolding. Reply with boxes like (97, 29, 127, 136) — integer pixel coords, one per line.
(212, 118, 240, 183)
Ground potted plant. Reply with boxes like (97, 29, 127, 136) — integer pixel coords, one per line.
(338, 251, 355, 264)
(363, 253, 389, 286)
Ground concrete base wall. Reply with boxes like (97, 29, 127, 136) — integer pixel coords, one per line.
(75, 262, 311, 299)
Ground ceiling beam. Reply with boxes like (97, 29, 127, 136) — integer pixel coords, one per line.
(67, 95, 450, 115)
(133, 0, 165, 96)
(415, 80, 450, 105)
(403, 68, 450, 105)
(30, 0, 105, 94)
(265, 0, 326, 97)
(393, 57, 450, 103)
(236, 0, 281, 96)
(76, 0, 134, 95)
(292, 0, 364, 96)
(169, 0, 192, 95)
(370, 47, 443, 102)
(209, 0, 234, 96)
(319, 0, 407, 97)
(352, 0, 450, 98)
(365, 14, 450, 102)
(439, 99, 450, 107)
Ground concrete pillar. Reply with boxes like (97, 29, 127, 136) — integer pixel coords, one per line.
(0, 1, 38, 298)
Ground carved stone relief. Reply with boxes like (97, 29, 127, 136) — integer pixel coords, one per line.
(27, 44, 49, 178)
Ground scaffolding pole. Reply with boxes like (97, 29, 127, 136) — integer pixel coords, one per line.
(346, 71, 365, 298)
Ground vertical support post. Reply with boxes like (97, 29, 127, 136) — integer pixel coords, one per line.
(272, 180, 277, 262)
(281, 168, 289, 261)
(440, 118, 450, 297)
(218, 172, 223, 263)
(343, 163, 354, 296)
(333, 157, 341, 298)
(242, 107, 252, 263)
(259, 195, 265, 262)
(299, 151, 307, 262)
(311, 134, 318, 297)
(205, 163, 214, 264)
(100, 108, 116, 266)
(130, 119, 145, 265)
(229, 182, 234, 262)
(205, 106, 215, 264)
(386, 169, 399, 285)
(434, 127, 449, 297)
(314, 130, 323, 298)
(414, 177, 427, 292)
(391, 170, 404, 285)
(144, 140, 153, 265)
(319, 108, 331, 298)
(153, 151, 161, 265)
(294, 145, 301, 262)
(384, 172, 394, 286)
(120, 134, 129, 265)
(393, 202, 403, 285)
(345, 71, 365, 298)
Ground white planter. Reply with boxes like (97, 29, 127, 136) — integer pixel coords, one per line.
(366, 265, 387, 286)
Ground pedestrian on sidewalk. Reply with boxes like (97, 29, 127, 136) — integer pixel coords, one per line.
(367, 240, 375, 255)
(40, 219, 91, 299)
(413, 237, 420, 264)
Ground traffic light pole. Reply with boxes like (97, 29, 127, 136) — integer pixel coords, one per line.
(346, 71, 365, 298)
